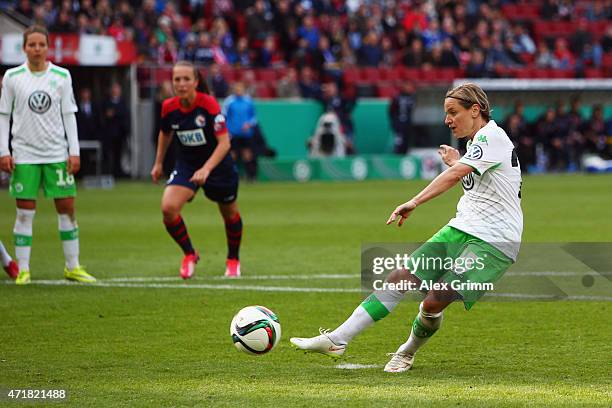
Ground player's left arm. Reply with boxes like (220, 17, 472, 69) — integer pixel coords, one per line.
(190, 112, 230, 186)
(458, 130, 505, 176)
(0, 74, 15, 172)
(386, 162, 473, 226)
(61, 72, 80, 174)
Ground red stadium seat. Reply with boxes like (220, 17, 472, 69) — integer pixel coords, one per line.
(516, 67, 559, 79)
(436, 68, 457, 82)
(221, 67, 237, 82)
(534, 21, 574, 42)
(235, 69, 256, 83)
(591, 21, 609, 40)
(256, 69, 277, 82)
(502, 4, 540, 20)
(520, 53, 535, 65)
(255, 85, 275, 98)
(584, 68, 604, 79)
(274, 67, 288, 80)
(401, 68, 420, 81)
(342, 67, 360, 84)
(495, 66, 519, 79)
(419, 68, 455, 83)
(602, 54, 612, 69)
(360, 67, 381, 82)
(235, 14, 247, 37)
(380, 67, 402, 82)
(453, 68, 466, 79)
(528, 68, 549, 78)
(376, 83, 397, 98)
(154, 67, 173, 83)
(547, 69, 573, 79)
(182, 16, 192, 32)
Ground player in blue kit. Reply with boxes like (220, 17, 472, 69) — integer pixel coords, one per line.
(151, 61, 243, 278)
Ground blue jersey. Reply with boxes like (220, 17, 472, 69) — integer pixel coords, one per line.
(160, 92, 234, 174)
(222, 95, 257, 138)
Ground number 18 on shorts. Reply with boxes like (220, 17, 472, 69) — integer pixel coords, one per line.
(10, 162, 76, 199)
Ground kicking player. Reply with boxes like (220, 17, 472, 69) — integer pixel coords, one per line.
(291, 83, 523, 372)
(0, 240, 18, 279)
(0, 25, 95, 285)
(151, 61, 242, 279)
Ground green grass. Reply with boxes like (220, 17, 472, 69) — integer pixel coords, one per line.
(0, 174, 611, 407)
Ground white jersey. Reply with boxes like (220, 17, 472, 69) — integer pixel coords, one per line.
(0, 62, 77, 164)
(447, 120, 523, 260)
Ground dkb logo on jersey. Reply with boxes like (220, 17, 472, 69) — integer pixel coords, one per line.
(177, 129, 207, 146)
(28, 91, 52, 114)
(462, 173, 474, 191)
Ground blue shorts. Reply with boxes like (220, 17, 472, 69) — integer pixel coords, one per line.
(167, 161, 239, 204)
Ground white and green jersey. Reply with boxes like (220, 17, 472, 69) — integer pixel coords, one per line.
(0, 62, 77, 164)
(447, 120, 523, 261)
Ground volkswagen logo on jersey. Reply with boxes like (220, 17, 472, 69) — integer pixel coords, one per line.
(465, 144, 483, 160)
(462, 173, 475, 191)
(28, 91, 52, 114)
(194, 114, 206, 127)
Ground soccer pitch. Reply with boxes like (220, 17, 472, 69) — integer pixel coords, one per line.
(0, 175, 611, 407)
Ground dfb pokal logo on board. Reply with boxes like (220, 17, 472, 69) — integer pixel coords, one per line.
(28, 91, 52, 114)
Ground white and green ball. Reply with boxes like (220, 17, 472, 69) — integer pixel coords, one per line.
(230, 306, 281, 355)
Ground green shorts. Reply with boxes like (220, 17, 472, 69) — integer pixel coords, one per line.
(10, 162, 77, 200)
(410, 225, 513, 310)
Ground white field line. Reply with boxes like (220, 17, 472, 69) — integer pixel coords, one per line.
(335, 363, 381, 370)
(104, 274, 361, 282)
(506, 271, 612, 276)
(1, 278, 611, 301)
(100, 271, 611, 283)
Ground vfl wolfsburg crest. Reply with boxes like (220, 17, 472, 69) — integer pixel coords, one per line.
(28, 91, 52, 114)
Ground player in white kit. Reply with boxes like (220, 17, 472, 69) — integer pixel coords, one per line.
(291, 83, 523, 373)
(0, 26, 95, 285)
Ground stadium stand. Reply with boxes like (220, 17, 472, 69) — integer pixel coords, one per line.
(3, 0, 610, 98)
(2, 1, 610, 174)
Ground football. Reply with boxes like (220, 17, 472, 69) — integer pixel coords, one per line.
(230, 306, 281, 355)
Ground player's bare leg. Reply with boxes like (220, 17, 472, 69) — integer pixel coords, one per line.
(218, 201, 242, 278)
(161, 185, 199, 279)
(14, 199, 36, 284)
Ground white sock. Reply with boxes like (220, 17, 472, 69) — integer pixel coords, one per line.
(58, 214, 80, 270)
(0, 240, 12, 266)
(397, 302, 443, 355)
(328, 306, 373, 346)
(14, 208, 35, 272)
(329, 288, 406, 345)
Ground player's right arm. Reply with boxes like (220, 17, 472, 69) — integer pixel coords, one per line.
(386, 162, 474, 226)
(151, 98, 176, 183)
(0, 74, 15, 173)
(151, 129, 172, 183)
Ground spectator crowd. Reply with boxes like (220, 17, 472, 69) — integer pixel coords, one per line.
(504, 99, 612, 172)
(7, 0, 612, 83)
(3, 0, 611, 175)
